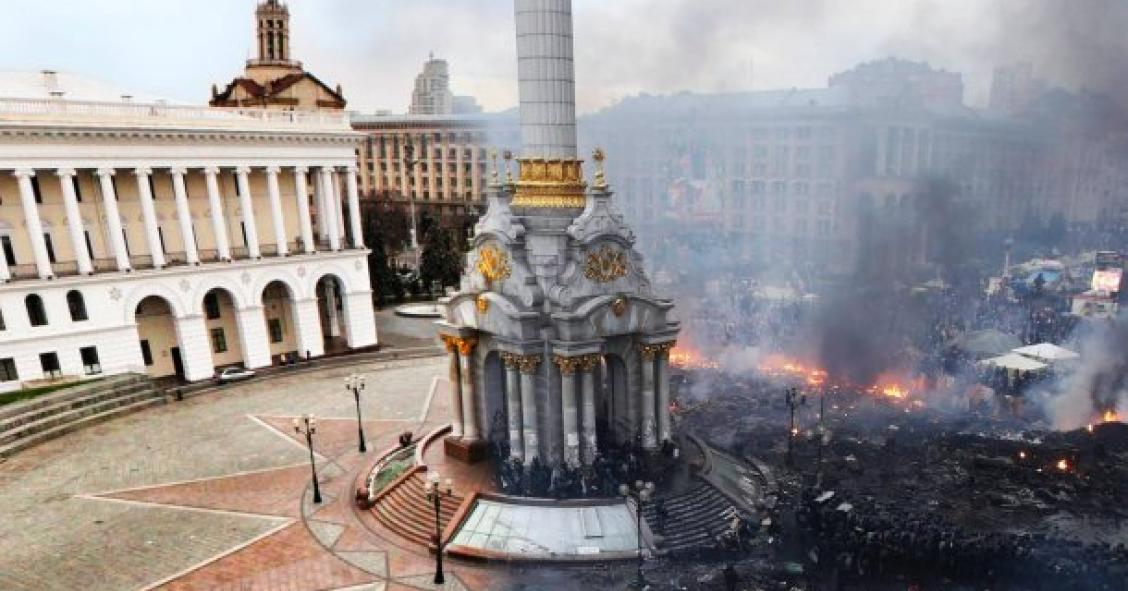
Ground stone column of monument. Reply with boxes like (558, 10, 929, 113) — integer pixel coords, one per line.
(443, 337, 465, 438)
(518, 355, 541, 464)
(556, 356, 581, 467)
(640, 345, 659, 450)
(459, 339, 480, 441)
(579, 355, 600, 465)
(503, 353, 524, 460)
(656, 342, 675, 444)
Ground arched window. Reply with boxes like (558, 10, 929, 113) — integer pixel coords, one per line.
(67, 290, 88, 322)
(26, 294, 48, 327)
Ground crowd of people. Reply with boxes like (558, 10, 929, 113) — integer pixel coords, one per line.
(796, 489, 1128, 590)
(491, 438, 681, 499)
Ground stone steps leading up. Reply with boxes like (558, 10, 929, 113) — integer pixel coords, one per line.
(0, 374, 165, 461)
(372, 472, 464, 548)
(0, 397, 165, 460)
(642, 482, 737, 553)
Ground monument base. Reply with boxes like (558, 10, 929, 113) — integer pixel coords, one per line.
(444, 436, 489, 464)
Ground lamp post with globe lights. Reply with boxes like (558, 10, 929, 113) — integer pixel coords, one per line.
(423, 471, 454, 585)
(620, 480, 655, 589)
(293, 414, 322, 504)
(345, 373, 368, 453)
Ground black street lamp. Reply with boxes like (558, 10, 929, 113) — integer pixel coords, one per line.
(345, 373, 368, 453)
(292, 414, 322, 504)
(423, 471, 454, 585)
(785, 387, 806, 467)
(620, 480, 655, 589)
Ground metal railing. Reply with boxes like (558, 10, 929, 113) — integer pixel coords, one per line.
(0, 97, 350, 131)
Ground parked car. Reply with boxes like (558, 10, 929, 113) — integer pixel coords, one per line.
(216, 367, 256, 383)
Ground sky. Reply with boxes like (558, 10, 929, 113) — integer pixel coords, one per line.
(0, 0, 1122, 115)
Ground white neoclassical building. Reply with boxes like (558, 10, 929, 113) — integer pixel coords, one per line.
(0, 71, 377, 393)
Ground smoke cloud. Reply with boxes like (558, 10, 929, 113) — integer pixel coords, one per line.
(1038, 317, 1128, 430)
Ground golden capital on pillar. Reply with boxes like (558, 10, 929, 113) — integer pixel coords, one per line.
(516, 354, 542, 375)
(501, 352, 520, 370)
(578, 354, 601, 372)
(639, 344, 660, 361)
(553, 355, 582, 376)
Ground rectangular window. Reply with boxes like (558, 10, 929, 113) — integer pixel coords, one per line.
(204, 293, 221, 319)
(0, 358, 17, 382)
(39, 352, 61, 379)
(80, 346, 102, 375)
(140, 340, 153, 366)
(211, 328, 228, 353)
(44, 233, 57, 264)
(268, 318, 284, 343)
(1, 236, 15, 266)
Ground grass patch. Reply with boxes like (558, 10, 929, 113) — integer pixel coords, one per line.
(0, 379, 104, 408)
(371, 458, 414, 494)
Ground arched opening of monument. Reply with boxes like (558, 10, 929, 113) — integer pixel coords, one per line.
(315, 274, 348, 353)
(201, 288, 246, 370)
(604, 353, 630, 446)
(134, 296, 184, 380)
(261, 280, 300, 363)
(480, 350, 507, 455)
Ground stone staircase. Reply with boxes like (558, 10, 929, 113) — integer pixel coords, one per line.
(371, 470, 466, 548)
(642, 481, 737, 554)
(0, 374, 166, 460)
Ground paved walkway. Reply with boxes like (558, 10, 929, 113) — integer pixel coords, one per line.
(0, 355, 501, 591)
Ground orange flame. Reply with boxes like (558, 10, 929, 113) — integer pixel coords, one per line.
(758, 355, 828, 387)
(669, 347, 720, 370)
(1102, 410, 1121, 424)
(1056, 459, 1070, 472)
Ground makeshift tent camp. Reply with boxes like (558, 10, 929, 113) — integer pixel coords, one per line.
(1012, 343, 1080, 363)
(978, 353, 1049, 374)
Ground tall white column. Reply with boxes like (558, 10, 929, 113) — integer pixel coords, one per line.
(96, 168, 131, 271)
(580, 355, 599, 465)
(203, 167, 231, 261)
(0, 235, 8, 281)
(264, 166, 288, 256)
(460, 343, 480, 441)
(333, 170, 347, 243)
(14, 169, 53, 279)
(657, 345, 673, 444)
(445, 340, 465, 438)
(173, 314, 215, 381)
(640, 346, 658, 450)
(514, 0, 579, 159)
(558, 357, 581, 467)
(323, 281, 341, 338)
(314, 168, 329, 243)
(235, 167, 261, 259)
(519, 356, 540, 464)
(320, 167, 341, 251)
(293, 167, 316, 254)
(292, 298, 324, 359)
(345, 165, 364, 248)
(170, 168, 199, 265)
(341, 291, 378, 348)
(503, 354, 524, 461)
(57, 169, 93, 275)
(133, 168, 165, 269)
(234, 305, 272, 369)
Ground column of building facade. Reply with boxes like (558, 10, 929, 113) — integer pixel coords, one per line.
(501, 353, 524, 460)
(313, 167, 329, 244)
(655, 342, 676, 445)
(341, 290, 378, 349)
(56, 169, 93, 275)
(169, 168, 200, 265)
(345, 166, 364, 249)
(173, 313, 215, 381)
(96, 169, 131, 271)
(442, 337, 465, 437)
(517, 354, 541, 463)
(133, 168, 166, 269)
(292, 167, 316, 254)
(203, 167, 232, 261)
(264, 167, 289, 256)
(234, 304, 272, 369)
(639, 343, 660, 450)
(578, 354, 600, 465)
(234, 167, 261, 259)
(292, 297, 325, 359)
(333, 170, 347, 244)
(555, 355, 582, 467)
(14, 170, 54, 279)
(318, 167, 341, 251)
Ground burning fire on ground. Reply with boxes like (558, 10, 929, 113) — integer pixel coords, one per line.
(668, 347, 720, 371)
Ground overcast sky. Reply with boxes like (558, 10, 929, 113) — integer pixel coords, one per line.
(0, 0, 1121, 114)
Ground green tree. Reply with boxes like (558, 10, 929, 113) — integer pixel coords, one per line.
(362, 205, 404, 306)
(419, 222, 464, 295)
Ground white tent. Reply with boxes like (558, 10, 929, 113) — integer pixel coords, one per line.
(1012, 343, 1080, 363)
(978, 353, 1049, 373)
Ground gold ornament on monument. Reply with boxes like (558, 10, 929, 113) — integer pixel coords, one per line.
(476, 244, 512, 284)
(610, 296, 629, 317)
(592, 148, 608, 190)
(585, 245, 630, 283)
(476, 294, 490, 314)
(511, 157, 588, 209)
